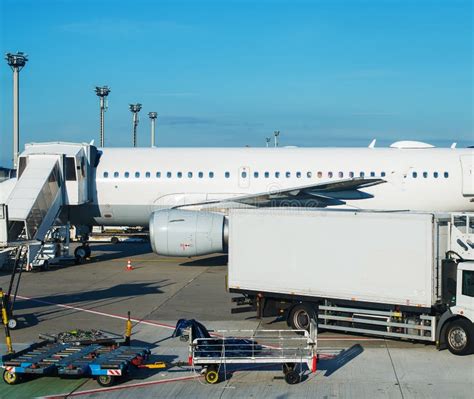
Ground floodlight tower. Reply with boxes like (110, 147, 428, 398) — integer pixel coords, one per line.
(265, 137, 271, 148)
(95, 86, 111, 147)
(273, 130, 280, 148)
(5, 52, 28, 169)
(129, 103, 142, 147)
(148, 112, 158, 147)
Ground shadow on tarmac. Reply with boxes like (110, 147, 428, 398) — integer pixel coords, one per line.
(179, 255, 228, 267)
(318, 344, 364, 376)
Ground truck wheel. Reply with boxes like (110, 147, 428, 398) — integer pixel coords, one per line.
(8, 318, 17, 329)
(284, 370, 300, 384)
(445, 319, 474, 356)
(3, 370, 21, 385)
(97, 375, 116, 387)
(111, 236, 119, 245)
(84, 245, 92, 258)
(289, 304, 316, 331)
(40, 260, 49, 271)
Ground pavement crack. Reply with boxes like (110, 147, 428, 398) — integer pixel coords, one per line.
(384, 341, 405, 399)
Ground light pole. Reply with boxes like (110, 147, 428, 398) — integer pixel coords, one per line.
(274, 130, 280, 148)
(129, 103, 142, 147)
(265, 137, 271, 148)
(95, 86, 110, 147)
(5, 52, 28, 169)
(148, 112, 157, 147)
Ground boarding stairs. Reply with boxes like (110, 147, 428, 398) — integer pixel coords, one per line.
(6, 155, 63, 243)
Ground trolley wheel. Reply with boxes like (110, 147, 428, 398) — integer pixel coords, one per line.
(284, 370, 300, 385)
(3, 370, 21, 385)
(97, 375, 116, 387)
(8, 318, 17, 329)
(204, 367, 220, 384)
(282, 363, 296, 375)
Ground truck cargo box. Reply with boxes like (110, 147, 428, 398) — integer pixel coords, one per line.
(228, 209, 437, 308)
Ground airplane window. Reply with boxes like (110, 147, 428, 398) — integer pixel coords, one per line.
(188, 172, 193, 178)
(264, 172, 270, 178)
(349, 171, 354, 178)
(359, 172, 365, 177)
(177, 172, 183, 178)
(209, 172, 214, 178)
(135, 172, 140, 178)
(434, 172, 439, 178)
(338, 171, 343, 178)
(124, 172, 130, 178)
(198, 172, 203, 178)
(423, 172, 428, 178)
(156, 172, 161, 178)
(307, 171, 312, 178)
(145, 172, 151, 178)
(328, 172, 333, 178)
(412, 172, 417, 178)
(317, 171, 322, 178)
(254, 171, 259, 178)
(225, 172, 230, 178)
(296, 172, 301, 178)
(275, 172, 280, 178)
(114, 172, 119, 178)
(241, 171, 247, 178)
(103, 172, 109, 178)
(286, 171, 291, 178)
(167, 172, 172, 178)
(381, 172, 386, 177)
(444, 172, 449, 178)
(370, 172, 375, 177)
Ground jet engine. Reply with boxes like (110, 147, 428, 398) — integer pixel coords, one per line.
(149, 209, 228, 257)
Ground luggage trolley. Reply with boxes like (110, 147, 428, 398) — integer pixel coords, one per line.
(1, 340, 151, 386)
(176, 320, 318, 385)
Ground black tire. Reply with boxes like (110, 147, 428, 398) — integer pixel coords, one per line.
(111, 236, 119, 245)
(3, 370, 21, 385)
(284, 370, 300, 385)
(445, 318, 474, 356)
(74, 246, 87, 264)
(289, 304, 317, 331)
(204, 367, 220, 384)
(97, 375, 116, 387)
(84, 245, 92, 258)
(40, 260, 49, 271)
(282, 363, 295, 375)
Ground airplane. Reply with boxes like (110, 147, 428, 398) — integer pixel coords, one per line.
(1, 140, 473, 259)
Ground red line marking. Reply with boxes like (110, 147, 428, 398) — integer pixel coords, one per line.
(41, 374, 200, 398)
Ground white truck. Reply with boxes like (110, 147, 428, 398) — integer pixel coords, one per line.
(228, 209, 474, 355)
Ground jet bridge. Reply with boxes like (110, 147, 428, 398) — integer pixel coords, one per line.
(1, 142, 97, 244)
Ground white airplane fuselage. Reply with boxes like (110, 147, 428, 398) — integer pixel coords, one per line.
(79, 146, 474, 227)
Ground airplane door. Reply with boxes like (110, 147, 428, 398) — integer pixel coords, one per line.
(460, 154, 474, 196)
(238, 166, 250, 188)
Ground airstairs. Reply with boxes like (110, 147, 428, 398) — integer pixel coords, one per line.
(0, 142, 97, 249)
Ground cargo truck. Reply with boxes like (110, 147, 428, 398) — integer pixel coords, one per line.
(228, 209, 474, 355)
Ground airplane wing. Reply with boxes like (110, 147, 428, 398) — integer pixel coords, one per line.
(175, 177, 385, 209)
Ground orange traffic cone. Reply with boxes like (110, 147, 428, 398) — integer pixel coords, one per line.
(126, 259, 133, 271)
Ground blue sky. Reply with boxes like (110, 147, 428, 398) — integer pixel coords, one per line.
(0, 0, 472, 166)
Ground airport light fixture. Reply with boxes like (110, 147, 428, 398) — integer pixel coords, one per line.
(129, 103, 142, 147)
(5, 52, 28, 169)
(265, 137, 271, 148)
(273, 130, 280, 148)
(148, 112, 158, 147)
(95, 86, 111, 147)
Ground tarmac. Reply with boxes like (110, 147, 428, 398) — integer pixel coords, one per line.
(0, 242, 473, 398)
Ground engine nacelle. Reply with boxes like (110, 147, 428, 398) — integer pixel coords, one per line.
(149, 209, 228, 257)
